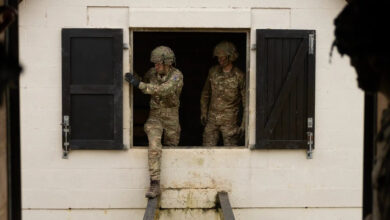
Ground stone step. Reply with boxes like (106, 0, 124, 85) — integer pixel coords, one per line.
(161, 188, 218, 209)
(159, 209, 220, 220)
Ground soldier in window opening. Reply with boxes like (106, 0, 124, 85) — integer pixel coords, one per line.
(125, 46, 183, 198)
(200, 41, 245, 146)
(333, 0, 390, 219)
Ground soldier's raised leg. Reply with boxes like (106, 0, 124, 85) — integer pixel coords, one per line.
(144, 117, 163, 198)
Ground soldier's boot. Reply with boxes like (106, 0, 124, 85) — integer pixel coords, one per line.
(145, 180, 161, 198)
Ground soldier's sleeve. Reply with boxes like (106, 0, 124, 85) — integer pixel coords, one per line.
(200, 70, 212, 116)
(139, 71, 183, 96)
(239, 70, 246, 127)
(239, 71, 246, 108)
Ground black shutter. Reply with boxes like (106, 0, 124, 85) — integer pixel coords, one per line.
(255, 29, 315, 149)
(62, 29, 123, 153)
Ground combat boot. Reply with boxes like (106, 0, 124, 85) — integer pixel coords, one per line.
(145, 180, 161, 198)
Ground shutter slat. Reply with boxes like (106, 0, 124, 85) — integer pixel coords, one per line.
(280, 39, 289, 140)
(257, 33, 268, 139)
(267, 39, 276, 138)
(287, 39, 297, 140)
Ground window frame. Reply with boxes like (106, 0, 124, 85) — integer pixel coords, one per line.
(128, 28, 251, 148)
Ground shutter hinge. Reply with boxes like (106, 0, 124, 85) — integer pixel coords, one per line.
(307, 117, 313, 128)
(62, 115, 71, 159)
(251, 44, 256, 50)
(306, 131, 314, 159)
(306, 117, 314, 159)
(308, 34, 314, 55)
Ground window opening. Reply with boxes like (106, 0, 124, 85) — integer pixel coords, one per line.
(132, 30, 248, 147)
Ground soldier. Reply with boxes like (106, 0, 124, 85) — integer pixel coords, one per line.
(334, 1, 390, 219)
(200, 41, 245, 146)
(125, 46, 183, 198)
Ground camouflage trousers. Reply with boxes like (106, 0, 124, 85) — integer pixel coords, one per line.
(203, 110, 239, 146)
(144, 107, 180, 181)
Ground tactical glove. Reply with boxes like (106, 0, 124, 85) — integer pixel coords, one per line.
(124, 72, 140, 88)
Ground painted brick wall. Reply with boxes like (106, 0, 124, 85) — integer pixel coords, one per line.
(19, 0, 363, 219)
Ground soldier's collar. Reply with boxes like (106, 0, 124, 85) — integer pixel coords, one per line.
(154, 67, 173, 76)
(218, 66, 234, 76)
(156, 67, 174, 82)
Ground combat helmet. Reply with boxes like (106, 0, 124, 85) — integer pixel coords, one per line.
(213, 41, 239, 62)
(150, 46, 176, 65)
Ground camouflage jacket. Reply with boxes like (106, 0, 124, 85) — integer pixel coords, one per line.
(372, 106, 390, 220)
(200, 65, 245, 122)
(139, 67, 183, 110)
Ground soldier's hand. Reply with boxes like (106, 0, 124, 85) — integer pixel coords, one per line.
(201, 114, 208, 126)
(124, 72, 140, 88)
(238, 125, 245, 138)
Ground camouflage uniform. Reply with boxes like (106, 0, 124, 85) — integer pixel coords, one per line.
(139, 67, 183, 181)
(200, 41, 245, 146)
(200, 65, 245, 146)
(372, 106, 390, 220)
(126, 46, 182, 197)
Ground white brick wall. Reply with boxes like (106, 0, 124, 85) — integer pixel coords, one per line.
(19, 0, 363, 219)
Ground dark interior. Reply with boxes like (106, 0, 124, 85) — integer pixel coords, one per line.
(132, 31, 247, 147)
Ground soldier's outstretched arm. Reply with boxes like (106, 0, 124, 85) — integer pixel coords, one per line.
(139, 72, 183, 96)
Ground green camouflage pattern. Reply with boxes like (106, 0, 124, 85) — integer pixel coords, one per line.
(144, 108, 180, 181)
(139, 67, 183, 181)
(200, 65, 245, 146)
(150, 45, 175, 65)
(213, 41, 239, 62)
(372, 107, 390, 220)
(139, 67, 183, 109)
